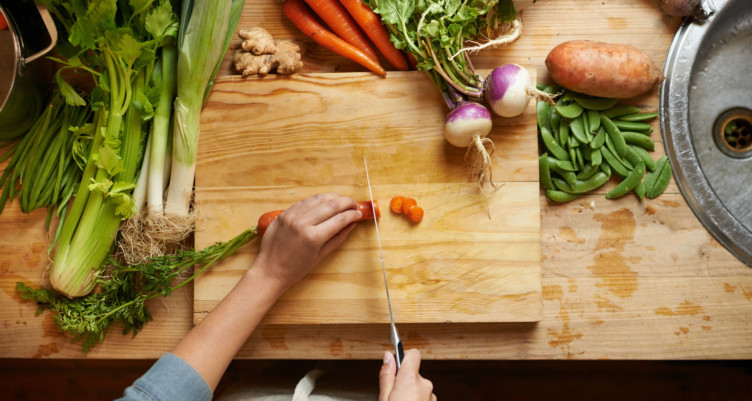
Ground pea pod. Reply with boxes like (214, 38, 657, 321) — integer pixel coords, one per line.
(645, 156, 672, 198)
(601, 146, 631, 177)
(602, 104, 640, 118)
(539, 154, 554, 191)
(558, 117, 569, 147)
(575, 147, 585, 171)
(555, 101, 584, 119)
(550, 109, 561, 137)
(541, 126, 569, 161)
(591, 148, 602, 166)
(614, 120, 652, 132)
(587, 109, 601, 133)
(644, 156, 667, 194)
(570, 116, 588, 144)
(569, 172, 610, 194)
(576, 162, 601, 180)
(617, 112, 658, 122)
(537, 100, 550, 131)
(607, 161, 645, 199)
(622, 131, 655, 151)
(546, 190, 581, 203)
(552, 177, 575, 193)
(600, 162, 612, 177)
(590, 127, 607, 149)
(548, 158, 577, 172)
(625, 146, 643, 170)
(601, 115, 627, 158)
(635, 180, 646, 200)
(629, 145, 656, 171)
(573, 96, 618, 111)
(549, 164, 577, 187)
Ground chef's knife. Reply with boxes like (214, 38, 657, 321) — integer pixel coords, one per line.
(363, 156, 405, 368)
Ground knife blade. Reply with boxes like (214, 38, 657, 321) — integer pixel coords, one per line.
(363, 156, 405, 368)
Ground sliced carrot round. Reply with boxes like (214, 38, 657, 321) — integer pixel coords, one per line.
(408, 206, 424, 223)
(390, 196, 404, 214)
(401, 198, 417, 214)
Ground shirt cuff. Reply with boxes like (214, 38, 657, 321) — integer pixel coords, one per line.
(122, 353, 213, 401)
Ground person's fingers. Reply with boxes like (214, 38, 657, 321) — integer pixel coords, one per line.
(315, 206, 362, 240)
(431, 394, 437, 401)
(318, 222, 357, 259)
(398, 349, 422, 374)
(378, 351, 396, 401)
(306, 195, 358, 225)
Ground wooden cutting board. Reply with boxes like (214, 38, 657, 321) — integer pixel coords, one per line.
(193, 70, 542, 324)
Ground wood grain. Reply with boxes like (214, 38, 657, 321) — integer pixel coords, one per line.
(193, 70, 544, 325)
(1, 0, 751, 360)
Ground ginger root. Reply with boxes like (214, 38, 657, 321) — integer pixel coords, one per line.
(233, 27, 304, 76)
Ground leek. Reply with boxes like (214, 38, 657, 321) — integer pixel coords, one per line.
(164, 0, 244, 223)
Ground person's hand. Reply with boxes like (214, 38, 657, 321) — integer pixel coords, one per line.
(379, 349, 436, 401)
(252, 193, 362, 291)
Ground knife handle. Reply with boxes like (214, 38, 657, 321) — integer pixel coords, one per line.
(394, 341, 405, 369)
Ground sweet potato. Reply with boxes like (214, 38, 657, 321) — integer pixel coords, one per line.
(545, 40, 665, 99)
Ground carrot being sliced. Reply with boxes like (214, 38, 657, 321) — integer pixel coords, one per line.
(302, 0, 380, 63)
(283, 0, 386, 76)
(338, 0, 409, 71)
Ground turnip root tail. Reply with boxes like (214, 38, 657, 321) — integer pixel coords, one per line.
(465, 135, 501, 219)
(528, 86, 556, 106)
(449, 18, 522, 60)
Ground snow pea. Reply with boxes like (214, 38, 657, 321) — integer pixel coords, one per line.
(617, 112, 658, 122)
(555, 100, 583, 119)
(576, 162, 601, 180)
(574, 96, 618, 111)
(539, 154, 554, 191)
(570, 116, 588, 144)
(628, 145, 656, 171)
(600, 146, 631, 178)
(590, 127, 607, 149)
(621, 131, 655, 151)
(546, 189, 581, 203)
(587, 109, 601, 133)
(645, 156, 672, 199)
(602, 104, 640, 118)
(607, 161, 645, 199)
(614, 120, 652, 133)
(541, 126, 569, 161)
(601, 115, 627, 158)
(591, 148, 602, 166)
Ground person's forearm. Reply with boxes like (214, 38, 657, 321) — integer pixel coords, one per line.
(171, 265, 286, 390)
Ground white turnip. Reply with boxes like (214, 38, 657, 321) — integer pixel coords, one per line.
(444, 101, 497, 190)
(485, 64, 554, 118)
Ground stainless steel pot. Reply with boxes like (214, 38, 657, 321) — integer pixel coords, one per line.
(0, 1, 57, 140)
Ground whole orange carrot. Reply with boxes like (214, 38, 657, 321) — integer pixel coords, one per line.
(302, 0, 380, 62)
(283, 0, 386, 76)
(338, 0, 409, 71)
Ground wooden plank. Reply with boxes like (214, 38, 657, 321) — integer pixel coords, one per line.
(194, 70, 543, 325)
(1, 0, 751, 360)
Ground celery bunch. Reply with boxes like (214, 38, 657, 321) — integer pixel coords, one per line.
(40, 0, 179, 297)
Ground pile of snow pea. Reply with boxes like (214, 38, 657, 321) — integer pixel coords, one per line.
(536, 84, 672, 203)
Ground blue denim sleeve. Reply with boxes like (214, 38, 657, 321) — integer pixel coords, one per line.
(116, 353, 213, 401)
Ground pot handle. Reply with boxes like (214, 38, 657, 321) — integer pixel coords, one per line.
(23, 4, 57, 64)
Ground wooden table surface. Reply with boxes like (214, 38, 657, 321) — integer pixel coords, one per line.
(1, 0, 751, 360)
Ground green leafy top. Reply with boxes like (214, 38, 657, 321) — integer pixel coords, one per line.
(366, 0, 518, 97)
